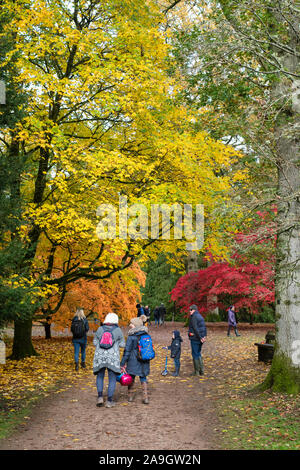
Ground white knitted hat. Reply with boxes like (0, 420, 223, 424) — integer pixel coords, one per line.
(103, 313, 119, 324)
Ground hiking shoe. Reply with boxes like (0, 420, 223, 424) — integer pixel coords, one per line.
(96, 397, 104, 407)
(142, 382, 149, 404)
(105, 401, 116, 408)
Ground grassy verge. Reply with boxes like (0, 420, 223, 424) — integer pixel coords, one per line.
(0, 381, 73, 442)
(0, 404, 35, 441)
(219, 392, 300, 450)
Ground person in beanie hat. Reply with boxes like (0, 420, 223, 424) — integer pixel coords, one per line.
(167, 330, 183, 376)
(227, 305, 241, 337)
(93, 313, 125, 408)
(188, 305, 207, 376)
(120, 316, 151, 404)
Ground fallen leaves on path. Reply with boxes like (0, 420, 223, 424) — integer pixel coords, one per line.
(0, 331, 268, 412)
(0, 326, 299, 451)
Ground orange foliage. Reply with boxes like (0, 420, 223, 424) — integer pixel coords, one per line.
(49, 263, 145, 331)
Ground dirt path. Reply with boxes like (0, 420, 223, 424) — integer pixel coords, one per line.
(0, 323, 268, 450)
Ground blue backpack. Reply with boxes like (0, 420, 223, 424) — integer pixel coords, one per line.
(137, 334, 155, 362)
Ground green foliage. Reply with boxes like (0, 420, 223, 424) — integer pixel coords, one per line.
(141, 253, 182, 320)
(0, 3, 31, 329)
(0, 0, 27, 128)
(205, 313, 221, 322)
(233, 304, 275, 324)
(252, 305, 275, 324)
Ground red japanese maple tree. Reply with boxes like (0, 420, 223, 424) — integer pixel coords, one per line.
(171, 211, 276, 315)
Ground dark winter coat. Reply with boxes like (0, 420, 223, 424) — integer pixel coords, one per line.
(158, 304, 166, 319)
(168, 330, 182, 359)
(154, 307, 159, 319)
(120, 326, 150, 377)
(137, 306, 145, 317)
(188, 310, 207, 343)
(144, 307, 150, 318)
(71, 316, 89, 343)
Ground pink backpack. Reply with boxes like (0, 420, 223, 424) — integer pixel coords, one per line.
(99, 328, 115, 349)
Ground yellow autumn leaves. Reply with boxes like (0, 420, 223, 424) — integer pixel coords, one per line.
(1, 0, 249, 320)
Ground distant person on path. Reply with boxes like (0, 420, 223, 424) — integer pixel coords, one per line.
(188, 304, 207, 376)
(120, 317, 152, 404)
(154, 306, 160, 326)
(158, 303, 166, 325)
(93, 313, 125, 408)
(144, 305, 151, 325)
(227, 305, 241, 337)
(168, 330, 183, 377)
(71, 308, 89, 371)
(136, 303, 145, 317)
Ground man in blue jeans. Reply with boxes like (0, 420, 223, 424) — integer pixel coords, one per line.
(188, 304, 207, 376)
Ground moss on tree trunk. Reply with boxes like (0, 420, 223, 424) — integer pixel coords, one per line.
(258, 351, 300, 395)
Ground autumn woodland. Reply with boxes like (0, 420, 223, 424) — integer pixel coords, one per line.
(0, 0, 299, 453)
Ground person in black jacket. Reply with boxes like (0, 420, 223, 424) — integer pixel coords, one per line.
(188, 304, 207, 376)
(144, 305, 151, 325)
(158, 303, 166, 325)
(168, 330, 183, 376)
(71, 308, 89, 371)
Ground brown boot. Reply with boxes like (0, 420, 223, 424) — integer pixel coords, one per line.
(142, 382, 149, 404)
(128, 381, 135, 402)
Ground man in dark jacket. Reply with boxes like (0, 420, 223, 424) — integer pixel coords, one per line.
(144, 305, 151, 325)
(154, 306, 160, 326)
(188, 304, 207, 376)
(158, 303, 166, 325)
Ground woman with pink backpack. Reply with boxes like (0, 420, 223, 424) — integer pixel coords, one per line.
(93, 313, 125, 408)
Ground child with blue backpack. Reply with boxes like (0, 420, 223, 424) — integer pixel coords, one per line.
(168, 330, 183, 376)
(120, 317, 155, 404)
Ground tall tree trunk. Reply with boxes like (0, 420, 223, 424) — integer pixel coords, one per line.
(186, 252, 198, 273)
(261, 39, 300, 392)
(261, 129, 300, 393)
(11, 145, 50, 359)
(10, 317, 39, 360)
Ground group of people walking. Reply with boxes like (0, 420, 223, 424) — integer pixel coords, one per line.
(71, 310, 152, 408)
(71, 303, 239, 408)
(136, 303, 166, 326)
(153, 304, 166, 326)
